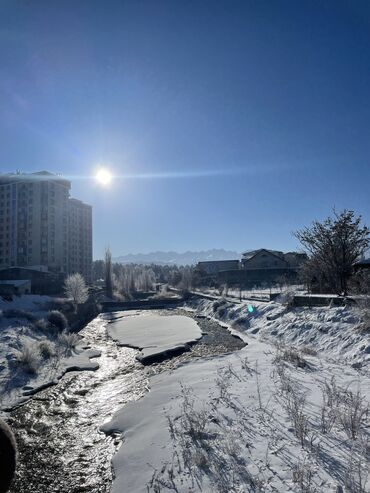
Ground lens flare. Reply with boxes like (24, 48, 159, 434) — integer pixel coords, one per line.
(95, 168, 112, 185)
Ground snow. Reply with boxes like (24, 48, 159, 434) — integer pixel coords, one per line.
(103, 297, 370, 493)
(0, 295, 101, 411)
(189, 297, 370, 368)
(0, 294, 52, 314)
(106, 312, 202, 363)
(0, 280, 30, 287)
(103, 337, 370, 492)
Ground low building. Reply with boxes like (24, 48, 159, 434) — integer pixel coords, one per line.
(219, 248, 307, 287)
(242, 249, 289, 270)
(0, 267, 63, 294)
(0, 279, 31, 296)
(197, 260, 240, 276)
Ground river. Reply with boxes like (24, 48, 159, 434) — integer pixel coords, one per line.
(8, 308, 245, 493)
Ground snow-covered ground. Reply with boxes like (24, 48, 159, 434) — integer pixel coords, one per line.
(106, 311, 202, 363)
(190, 297, 370, 369)
(104, 296, 370, 493)
(0, 295, 100, 411)
(194, 285, 305, 301)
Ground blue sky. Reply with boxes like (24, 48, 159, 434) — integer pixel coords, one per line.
(1, 0, 369, 259)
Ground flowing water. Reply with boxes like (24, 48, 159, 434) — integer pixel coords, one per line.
(8, 309, 245, 493)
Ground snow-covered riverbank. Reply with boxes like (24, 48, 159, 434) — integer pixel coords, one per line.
(187, 296, 370, 368)
(104, 297, 370, 493)
(0, 295, 100, 411)
(7, 307, 243, 492)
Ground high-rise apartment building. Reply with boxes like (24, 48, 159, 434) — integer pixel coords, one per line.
(68, 198, 93, 282)
(0, 171, 92, 281)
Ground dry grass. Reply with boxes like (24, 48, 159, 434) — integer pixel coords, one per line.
(273, 344, 309, 369)
(319, 377, 369, 440)
(15, 342, 40, 374)
(57, 331, 80, 353)
(38, 340, 55, 359)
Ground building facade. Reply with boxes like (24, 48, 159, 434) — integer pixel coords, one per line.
(241, 249, 289, 270)
(218, 249, 307, 287)
(197, 260, 240, 276)
(68, 198, 93, 281)
(0, 171, 92, 281)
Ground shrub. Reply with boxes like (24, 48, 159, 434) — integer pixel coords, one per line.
(339, 387, 368, 440)
(33, 318, 48, 332)
(38, 340, 55, 359)
(300, 346, 318, 356)
(357, 299, 370, 334)
(274, 345, 308, 369)
(15, 343, 40, 374)
(212, 299, 227, 313)
(216, 305, 227, 318)
(47, 310, 68, 331)
(292, 459, 315, 492)
(216, 301, 231, 319)
(42, 298, 75, 314)
(231, 316, 250, 330)
(3, 309, 37, 322)
(57, 331, 79, 353)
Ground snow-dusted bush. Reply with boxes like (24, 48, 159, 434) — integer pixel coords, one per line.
(163, 382, 264, 492)
(212, 298, 227, 313)
(47, 310, 68, 332)
(292, 458, 316, 492)
(276, 288, 296, 307)
(38, 340, 55, 359)
(320, 378, 340, 434)
(300, 346, 317, 356)
(231, 315, 250, 330)
(344, 452, 369, 493)
(57, 331, 79, 353)
(33, 318, 48, 332)
(41, 297, 74, 313)
(356, 298, 370, 334)
(319, 377, 368, 440)
(3, 309, 37, 322)
(339, 387, 368, 441)
(15, 342, 40, 374)
(273, 344, 308, 369)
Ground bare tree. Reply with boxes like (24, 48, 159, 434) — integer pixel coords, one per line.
(64, 273, 89, 311)
(105, 247, 113, 298)
(92, 259, 105, 281)
(295, 210, 370, 295)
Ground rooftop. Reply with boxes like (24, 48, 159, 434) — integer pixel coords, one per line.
(0, 171, 70, 187)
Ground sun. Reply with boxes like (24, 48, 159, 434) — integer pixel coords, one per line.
(95, 168, 112, 186)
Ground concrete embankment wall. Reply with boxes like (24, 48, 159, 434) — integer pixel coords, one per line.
(101, 297, 184, 312)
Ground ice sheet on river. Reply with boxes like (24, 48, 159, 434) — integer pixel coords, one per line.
(106, 313, 202, 363)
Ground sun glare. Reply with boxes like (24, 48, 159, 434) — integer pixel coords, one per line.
(95, 168, 112, 186)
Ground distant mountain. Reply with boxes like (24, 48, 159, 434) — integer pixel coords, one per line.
(113, 249, 241, 266)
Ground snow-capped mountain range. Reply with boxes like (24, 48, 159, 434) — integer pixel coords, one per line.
(113, 249, 241, 266)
